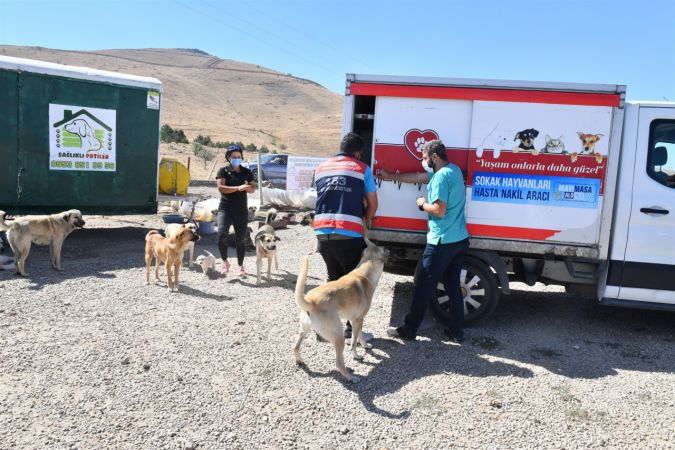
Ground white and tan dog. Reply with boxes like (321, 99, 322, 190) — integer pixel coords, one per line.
(255, 209, 280, 284)
(293, 238, 386, 382)
(65, 119, 101, 152)
(165, 222, 199, 268)
(0, 209, 85, 276)
(194, 250, 216, 276)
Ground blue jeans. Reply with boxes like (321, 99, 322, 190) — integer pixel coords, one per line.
(402, 238, 469, 337)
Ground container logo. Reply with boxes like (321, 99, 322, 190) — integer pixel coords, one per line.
(403, 129, 439, 161)
(49, 104, 116, 171)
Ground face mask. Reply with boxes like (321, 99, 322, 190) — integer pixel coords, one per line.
(230, 158, 242, 167)
(422, 158, 434, 175)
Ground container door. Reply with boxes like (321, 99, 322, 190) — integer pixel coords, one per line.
(0, 70, 19, 208)
(620, 107, 675, 305)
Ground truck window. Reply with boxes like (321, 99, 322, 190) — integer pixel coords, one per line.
(647, 119, 675, 188)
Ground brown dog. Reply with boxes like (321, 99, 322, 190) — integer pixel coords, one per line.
(0, 209, 85, 276)
(576, 132, 604, 163)
(144, 227, 200, 292)
(293, 238, 385, 382)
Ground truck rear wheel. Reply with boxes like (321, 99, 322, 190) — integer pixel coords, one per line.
(425, 257, 499, 326)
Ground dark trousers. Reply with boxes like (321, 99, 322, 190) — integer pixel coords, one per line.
(402, 238, 469, 337)
(317, 237, 366, 334)
(217, 207, 248, 266)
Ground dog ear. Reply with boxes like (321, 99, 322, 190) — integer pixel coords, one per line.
(577, 132, 584, 138)
(596, 134, 604, 140)
(275, 236, 281, 241)
(545, 135, 552, 143)
(63, 213, 70, 222)
(532, 129, 539, 137)
(77, 121, 87, 138)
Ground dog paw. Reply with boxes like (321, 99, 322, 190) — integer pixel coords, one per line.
(363, 342, 373, 349)
(415, 137, 426, 153)
(353, 352, 363, 361)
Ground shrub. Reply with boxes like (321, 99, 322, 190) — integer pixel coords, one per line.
(160, 124, 189, 144)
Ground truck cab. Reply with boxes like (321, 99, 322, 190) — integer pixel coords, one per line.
(602, 102, 675, 309)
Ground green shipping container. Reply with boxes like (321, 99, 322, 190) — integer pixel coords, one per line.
(0, 55, 162, 214)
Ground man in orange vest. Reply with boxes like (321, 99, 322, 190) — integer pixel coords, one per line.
(313, 132, 378, 342)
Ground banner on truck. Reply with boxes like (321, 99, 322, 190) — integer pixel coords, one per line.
(286, 156, 327, 191)
(49, 104, 117, 172)
(370, 96, 614, 244)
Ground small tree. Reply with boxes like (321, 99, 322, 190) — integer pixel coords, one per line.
(259, 145, 270, 154)
(279, 143, 287, 151)
(193, 142, 215, 168)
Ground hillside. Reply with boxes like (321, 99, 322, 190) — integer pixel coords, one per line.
(0, 46, 343, 170)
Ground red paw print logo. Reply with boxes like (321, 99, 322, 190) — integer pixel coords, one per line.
(404, 129, 439, 161)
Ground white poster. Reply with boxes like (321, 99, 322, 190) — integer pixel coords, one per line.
(147, 90, 160, 110)
(49, 104, 117, 172)
(286, 156, 328, 191)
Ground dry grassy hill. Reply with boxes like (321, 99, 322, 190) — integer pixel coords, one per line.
(0, 46, 343, 178)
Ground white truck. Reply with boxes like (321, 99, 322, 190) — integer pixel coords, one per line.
(342, 74, 675, 325)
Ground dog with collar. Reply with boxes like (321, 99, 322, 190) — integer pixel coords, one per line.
(255, 208, 280, 284)
(513, 128, 540, 154)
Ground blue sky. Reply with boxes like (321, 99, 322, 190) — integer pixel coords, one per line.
(1, 0, 673, 100)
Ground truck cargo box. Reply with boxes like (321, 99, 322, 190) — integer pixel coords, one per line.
(344, 74, 625, 260)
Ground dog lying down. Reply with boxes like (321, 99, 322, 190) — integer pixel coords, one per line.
(293, 238, 386, 382)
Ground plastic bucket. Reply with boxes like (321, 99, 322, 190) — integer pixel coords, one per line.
(197, 220, 216, 235)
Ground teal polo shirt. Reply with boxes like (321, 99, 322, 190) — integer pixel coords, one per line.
(426, 164, 469, 244)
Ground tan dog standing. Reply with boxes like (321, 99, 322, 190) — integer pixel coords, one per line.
(144, 227, 200, 292)
(0, 209, 85, 276)
(255, 208, 280, 284)
(293, 238, 386, 382)
(165, 222, 199, 268)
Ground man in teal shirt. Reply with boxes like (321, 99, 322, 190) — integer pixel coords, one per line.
(381, 140, 470, 342)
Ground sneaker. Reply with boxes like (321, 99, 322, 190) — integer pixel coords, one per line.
(220, 260, 230, 275)
(386, 326, 416, 341)
(238, 266, 247, 277)
(443, 328, 465, 343)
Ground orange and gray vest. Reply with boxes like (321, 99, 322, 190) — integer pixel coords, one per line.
(313, 153, 367, 235)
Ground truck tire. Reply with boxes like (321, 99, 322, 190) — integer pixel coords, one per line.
(424, 256, 499, 326)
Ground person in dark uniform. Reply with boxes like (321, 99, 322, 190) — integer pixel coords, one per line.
(313, 132, 378, 341)
(216, 145, 256, 276)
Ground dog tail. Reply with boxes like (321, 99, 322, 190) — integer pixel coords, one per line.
(0, 211, 9, 232)
(265, 208, 278, 225)
(145, 230, 160, 242)
(294, 255, 313, 312)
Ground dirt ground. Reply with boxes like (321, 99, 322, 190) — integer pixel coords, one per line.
(0, 213, 673, 449)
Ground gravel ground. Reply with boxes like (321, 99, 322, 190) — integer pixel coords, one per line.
(0, 211, 674, 449)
